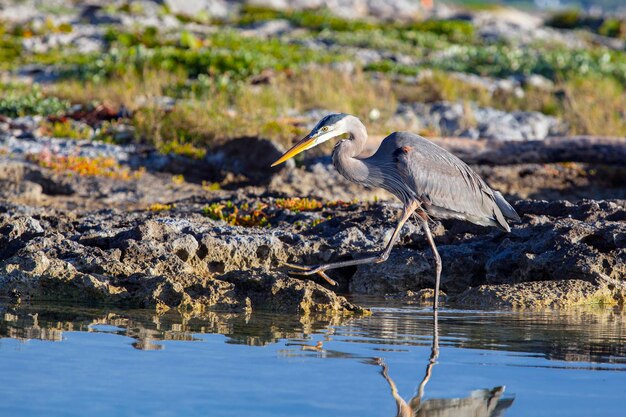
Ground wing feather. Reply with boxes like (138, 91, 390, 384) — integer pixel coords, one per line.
(385, 132, 514, 230)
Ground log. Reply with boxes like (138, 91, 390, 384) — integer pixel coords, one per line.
(429, 136, 626, 166)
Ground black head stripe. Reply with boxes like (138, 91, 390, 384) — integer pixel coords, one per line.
(316, 113, 349, 130)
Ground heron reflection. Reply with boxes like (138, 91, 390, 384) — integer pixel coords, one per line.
(376, 311, 514, 417)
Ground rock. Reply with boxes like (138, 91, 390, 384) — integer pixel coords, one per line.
(269, 162, 392, 201)
(247, 0, 425, 20)
(471, 8, 586, 48)
(354, 199, 625, 301)
(240, 19, 293, 37)
(1, 195, 623, 311)
(350, 250, 434, 294)
(164, 0, 234, 19)
(221, 270, 367, 315)
(453, 280, 618, 309)
(205, 136, 290, 186)
(0, 215, 45, 258)
(393, 101, 565, 140)
(0, 180, 43, 202)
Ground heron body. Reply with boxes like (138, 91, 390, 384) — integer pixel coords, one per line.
(331, 124, 519, 231)
(272, 113, 520, 309)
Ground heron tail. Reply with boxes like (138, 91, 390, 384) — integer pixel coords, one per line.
(494, 191, 521, 222)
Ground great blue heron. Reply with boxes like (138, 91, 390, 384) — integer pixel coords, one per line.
(271, 113, 520, 310)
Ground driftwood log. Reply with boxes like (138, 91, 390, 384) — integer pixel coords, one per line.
(429, 136, 626, 166)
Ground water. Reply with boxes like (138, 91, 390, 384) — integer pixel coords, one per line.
(1, 300, 625, 417)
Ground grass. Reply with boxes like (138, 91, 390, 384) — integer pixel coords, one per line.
(157, 138, 206, 159)
(49, 66, 394, 151)
(49, 30, 340, 83)
(2, 6, 625, 149)
(392, 70, 626, 136)
(147, 66, 392, 147)
(367, 44, 626, 85)
(48, 69, 182, 111)
(236, 5, 381, 32)
(237, 5, 475, 43)
(40, 119, 92, 140)
(561, 76, 626, 136)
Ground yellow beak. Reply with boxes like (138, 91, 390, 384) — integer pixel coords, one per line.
(271, 134, 316, 167)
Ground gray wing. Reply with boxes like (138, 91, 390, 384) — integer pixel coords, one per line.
(380, 132, 519, 231)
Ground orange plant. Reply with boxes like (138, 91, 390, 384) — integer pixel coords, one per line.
(28, 152, 142, 180)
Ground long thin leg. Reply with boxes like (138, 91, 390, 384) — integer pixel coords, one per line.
(420, 219, 442, 311)
(283, 202, 419, 283)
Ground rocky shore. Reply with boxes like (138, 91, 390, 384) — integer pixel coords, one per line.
(0, 0, 625, 314)
(1, 134, 624, 313)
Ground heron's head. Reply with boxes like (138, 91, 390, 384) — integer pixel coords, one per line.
(271, 113, 351, 167)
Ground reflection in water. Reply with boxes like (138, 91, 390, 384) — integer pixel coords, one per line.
(376, 311, 514, 417)
(2, 302, 626, 365)
(0, 303, 353, 350)
(2, 301, 625, 417)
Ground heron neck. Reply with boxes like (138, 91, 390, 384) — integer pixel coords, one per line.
(332, 124, 370, 184)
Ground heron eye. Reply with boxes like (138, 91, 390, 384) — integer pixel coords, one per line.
(322, 126, 329, 132)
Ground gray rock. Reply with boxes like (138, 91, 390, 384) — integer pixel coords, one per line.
(453, 280, 617, 309)
(393, 101, 565, 140)
(164, 0, 234, 19)
(240, 19, 293, 37)
(0, 196, 623, 312)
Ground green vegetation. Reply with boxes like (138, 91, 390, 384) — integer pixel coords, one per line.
(368, 45, 626, 84)
(275, 198, 323, 212)
(55, 30, 340, 83)
(202, 198, 347, 228)
(237, 5, 474, 43)
(547, 10, 626, 39)
(236, 5, 380, 32)
(41, 119, 92, 140)
(203, 201, 271, 227)
(0, 87, 70, 118)
(147, 203, 176, 212)
(49, 66, 392, 150)
(1, 3, 625, 156)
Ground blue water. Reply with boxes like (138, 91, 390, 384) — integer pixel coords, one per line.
(1, 302, 625, 417)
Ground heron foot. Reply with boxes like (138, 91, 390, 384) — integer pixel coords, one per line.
(279, 262, 338, 286)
